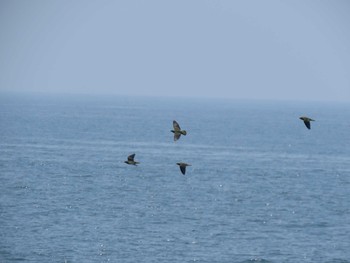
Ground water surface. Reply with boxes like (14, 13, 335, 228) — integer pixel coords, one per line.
(1, 94, 349, 262)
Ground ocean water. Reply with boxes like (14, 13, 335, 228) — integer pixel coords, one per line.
(0, 93, 349, 263)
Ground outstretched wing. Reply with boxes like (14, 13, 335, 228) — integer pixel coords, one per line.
(174, 133, 181, 141)
(179, 165, 186, 175)
(303, 120, 311, 129)
(173, 120, 181, 131)
(128, 154, 135, 161)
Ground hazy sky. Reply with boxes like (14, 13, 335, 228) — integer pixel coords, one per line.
(1, 0, 349, 101)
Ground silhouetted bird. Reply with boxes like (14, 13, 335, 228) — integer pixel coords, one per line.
(171, 120, 187, 141)
(299, 116, 315, 130)
(176, 162, 191, 175)
(124, 154, 139, 165)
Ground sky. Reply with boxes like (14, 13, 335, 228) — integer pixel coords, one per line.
(0, 0, 349, 101)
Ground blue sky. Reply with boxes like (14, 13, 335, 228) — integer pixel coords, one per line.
(0, 0, 349, 101)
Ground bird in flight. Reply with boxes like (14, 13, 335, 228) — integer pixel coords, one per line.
(176, 162, 191, 175)
(124, 154, 139, 165)
(299, 116, 315, 130)
(171, 120, 187, 141)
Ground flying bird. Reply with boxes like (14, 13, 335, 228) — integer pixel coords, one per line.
(124, 154, 139, 165)
(299, 116, 315, 130)
(176, 162, 191, 175)
(171, 120, 187, 141)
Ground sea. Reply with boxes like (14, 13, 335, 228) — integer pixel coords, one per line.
(0, 93, 349, 263)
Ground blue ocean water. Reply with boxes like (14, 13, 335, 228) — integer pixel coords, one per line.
(0, 93, 349, 263)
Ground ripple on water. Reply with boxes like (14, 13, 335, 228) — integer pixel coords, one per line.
(239, 259, 274, 263)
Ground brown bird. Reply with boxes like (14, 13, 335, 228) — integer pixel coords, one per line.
(124, 154, 139, 165)
(171, 120, 187, 141)
(299, 116, 315, 130)
(176, 162, 191, 175)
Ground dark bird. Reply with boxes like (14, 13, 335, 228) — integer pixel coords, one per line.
(124, 154, 139, 165)
(299, 116, 315, 130)
(176, 162, 191, 175)
(171, 120, 187, 141)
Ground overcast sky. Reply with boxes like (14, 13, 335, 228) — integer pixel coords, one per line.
(0, 0, 349, 101)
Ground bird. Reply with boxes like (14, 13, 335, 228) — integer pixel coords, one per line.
(299, 116, 315, 130)
(171, 120, 187, 141)
(176, 162, 191, 175)
(124, 154, 139, 165)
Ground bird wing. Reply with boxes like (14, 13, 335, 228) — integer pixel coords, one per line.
(303, 120, 311, 129)
(174, 133, 181, 141)
(128, 154, 135, 161)
(173, 120, 181, 131)
(179, 165, 186, 175)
